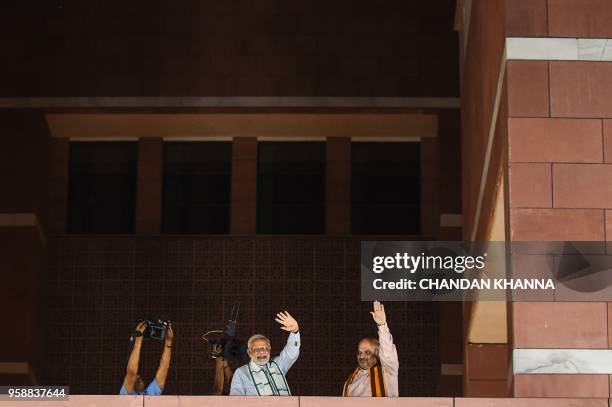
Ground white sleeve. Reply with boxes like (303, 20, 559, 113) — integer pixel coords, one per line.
(378, 324, 399, 375)
(274, 331, 301, 374)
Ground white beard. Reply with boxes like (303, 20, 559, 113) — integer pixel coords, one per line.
(253, 356, 270, 366)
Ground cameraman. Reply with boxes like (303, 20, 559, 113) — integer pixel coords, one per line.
(211, 344, 234, 395)
(120, 321, 174, 395)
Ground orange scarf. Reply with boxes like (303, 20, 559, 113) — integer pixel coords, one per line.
(343, 363, 386, 397)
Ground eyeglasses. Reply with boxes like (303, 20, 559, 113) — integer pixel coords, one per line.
(250, 346, 271, 354)
(357, 349, 376, 357)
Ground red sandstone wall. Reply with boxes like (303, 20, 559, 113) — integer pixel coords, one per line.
(507, 61, 612, 397)
(506, 0, 612, 38)
(504, 0, 612, 399)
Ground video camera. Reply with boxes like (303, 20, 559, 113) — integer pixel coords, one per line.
(202, 302, 246, 361)
(137, 317, 170, 341)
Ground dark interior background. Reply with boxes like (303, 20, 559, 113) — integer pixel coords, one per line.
(2, 0, 459, 396)
(1, 0, 458, 97)
(41, 236, 439, 395)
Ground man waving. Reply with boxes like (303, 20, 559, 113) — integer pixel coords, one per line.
(343, 301, 399, 397)
(230, 311, 300, 396)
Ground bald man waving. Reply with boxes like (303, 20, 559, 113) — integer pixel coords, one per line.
(343, 301, 399, 397)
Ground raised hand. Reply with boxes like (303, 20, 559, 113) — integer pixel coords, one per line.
(165, 323, 174, 346)
(136, 321, 147, 334)
(212, 343, 224, 360)
(370, 301, 386, 326)
(275, 311, 299, 333)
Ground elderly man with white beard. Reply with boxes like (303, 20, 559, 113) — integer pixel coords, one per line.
(229, 311, 300, 396)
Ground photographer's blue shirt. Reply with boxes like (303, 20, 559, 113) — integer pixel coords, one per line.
(119, 379, 162, 396)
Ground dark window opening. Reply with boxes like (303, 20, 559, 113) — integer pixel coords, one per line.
(257, 142, 325, 234)
(352, 142, 420, 234)
(66, 142, 137, 234)
(162, 142, 232, 234)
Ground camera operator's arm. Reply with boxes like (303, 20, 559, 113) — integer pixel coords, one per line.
(155, 323, 173, 390)
(123, 322, 146, 393)
(223, 358, 233, 392)
(212, 357, 224, 395)
(212, 356, 233, 395)
(212, 344, 226, 395)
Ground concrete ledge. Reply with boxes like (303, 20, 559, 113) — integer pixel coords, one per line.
(144, 396, 299, 407)
(0, 213, 46, 246)
(0, 396, 608, 407)
(456, 398, 608, 407)
(300, 397, 452, 407)
(514, 349, 612, 374)
(0, 213, 38, 227)
(507, 37, 612, 61)
(0, 395, 142, 407)
(45, 113, 439, 139)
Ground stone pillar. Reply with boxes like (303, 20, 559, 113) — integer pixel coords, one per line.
(231, 137, 257, 234)
(462, 0, 612, 397)
(504, 0, 612, 398)
(135, 138, 163, 234)
(437, 302, 464, 396)
(326, 137, 351, 235)
(507, 61, 609, 397)
(436, 110, 464, 396)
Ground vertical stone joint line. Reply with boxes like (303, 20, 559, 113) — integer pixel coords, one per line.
(550, 163, 554, 208)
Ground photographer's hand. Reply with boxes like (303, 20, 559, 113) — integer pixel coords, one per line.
(212, 343, 222, 358)
(275, 311, 299, 333)
(134, 321, 146, 342)
(165, 323, 174, 347)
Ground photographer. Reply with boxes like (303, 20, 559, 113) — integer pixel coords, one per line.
(212, 344, 234, 395)
(119, 321, 174, 395)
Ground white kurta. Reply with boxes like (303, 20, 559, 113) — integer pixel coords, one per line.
(230, 332, 300, 396)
